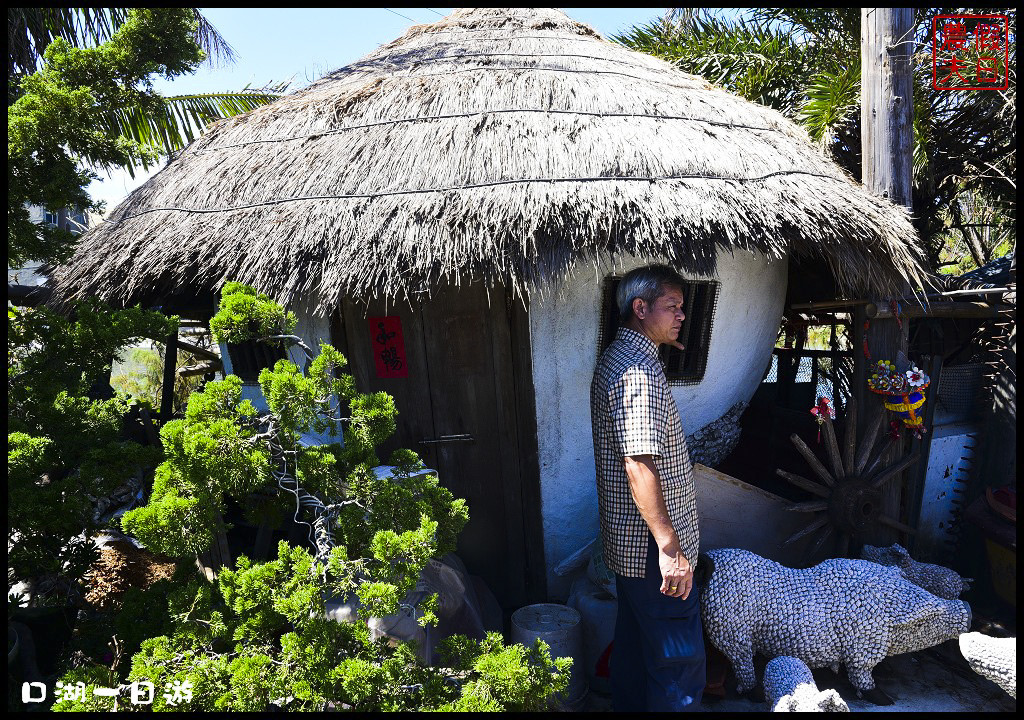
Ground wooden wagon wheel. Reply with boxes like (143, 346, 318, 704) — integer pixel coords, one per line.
(775, 397, 919, 562)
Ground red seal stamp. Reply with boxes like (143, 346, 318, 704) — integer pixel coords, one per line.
(932, 14, 1009, 90)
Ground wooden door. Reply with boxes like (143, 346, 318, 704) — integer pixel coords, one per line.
(339, 283, 539, 609)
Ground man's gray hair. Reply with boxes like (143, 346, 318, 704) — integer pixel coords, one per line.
(616, 265, 687, 320)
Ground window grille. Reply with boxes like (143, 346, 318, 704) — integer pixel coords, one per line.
(598, 274, 719, 385)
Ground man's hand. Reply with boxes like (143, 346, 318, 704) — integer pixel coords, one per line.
(659, 547, 693, 599)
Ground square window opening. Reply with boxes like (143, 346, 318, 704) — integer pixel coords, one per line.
(598, 274, 719, 385)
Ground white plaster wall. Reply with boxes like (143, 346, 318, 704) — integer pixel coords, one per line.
(531, 250, 788, 599)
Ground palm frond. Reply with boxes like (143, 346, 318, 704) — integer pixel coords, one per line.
(613, 14, 814, 115)
(798, 63, 860, 152)
(98, 91, 282, 173)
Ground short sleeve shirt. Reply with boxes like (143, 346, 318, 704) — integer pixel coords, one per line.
(590, 327, 699, 577)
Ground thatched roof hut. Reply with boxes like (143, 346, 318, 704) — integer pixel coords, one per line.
(50, 8, 935, 606)
(52, 7, 925, 313)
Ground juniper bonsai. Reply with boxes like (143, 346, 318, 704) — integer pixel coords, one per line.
(55, 283, 569, 712)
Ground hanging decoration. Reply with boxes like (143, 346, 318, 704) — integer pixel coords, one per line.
(867, 351, 930, 438)
(809, 396, 835, 443)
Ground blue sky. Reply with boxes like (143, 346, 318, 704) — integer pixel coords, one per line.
(89, 7, 670, 211)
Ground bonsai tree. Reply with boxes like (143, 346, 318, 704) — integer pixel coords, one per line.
(53, 283, 569, 711)
(8, 301, 173, 604)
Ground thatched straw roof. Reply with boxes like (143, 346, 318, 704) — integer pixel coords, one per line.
(52, 7, 926, 314)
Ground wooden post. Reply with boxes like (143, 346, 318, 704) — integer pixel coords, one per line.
(907, 354, 943, 555)
(861, 8, 914, 209)
(861, 8, 915, 546)
(852, 304, 868, 436)
(160, 330, 178, 423)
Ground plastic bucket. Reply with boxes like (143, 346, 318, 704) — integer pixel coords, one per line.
(511, 603, 587, 708)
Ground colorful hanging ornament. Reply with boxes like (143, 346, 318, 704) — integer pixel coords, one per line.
(809, 396, 835, 443)
(867, 351, 931, 439)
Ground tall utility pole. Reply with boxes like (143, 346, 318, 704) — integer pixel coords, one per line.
(860, 8, 915, 545)
(861, 8, 915, 212)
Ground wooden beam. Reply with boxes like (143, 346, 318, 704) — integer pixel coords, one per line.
(174, 338, 221, 363)
(852, 304, 868, 442)
(866, 301, 998, 319)
(861, 6, 914, 546)
(878, 513, 917, 535)
(864, 437, 897, 478)
(861, 7, 914, 210)
(869, 451, 920, 490)
(907, 354, 942, 551)
(178, 361, 221, 378)
(855, 406, 887, 475)
(783, 515, 830, 546)
(842, 396, 858, 475)
(821, 414, 845, 481)
(787, 501, 829, 513)
(791, 299, 872, 311)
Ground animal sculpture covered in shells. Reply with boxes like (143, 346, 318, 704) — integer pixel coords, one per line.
(860, 543, 969, 600)
(958, 632, 1016, 699)
(763, 655, 849, 712)
(700, 548, 971, 705)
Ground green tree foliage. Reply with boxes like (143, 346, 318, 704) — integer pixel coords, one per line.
(110, 342, 209, 415)
(7, 8, 283, 267)
(9, 8, 284, 159)
(55, 284, 569, 712)
(6, 10, 278, 597)
(614, 8, 1016, 275)
(122, 282, 468, 578)
(53, 545, 570, 712)
(7, 8, 205, 265)
(7, 8, 236, 79)
(8, 301, 174, 596)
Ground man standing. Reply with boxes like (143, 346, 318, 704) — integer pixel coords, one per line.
(590, 264, 704, 712)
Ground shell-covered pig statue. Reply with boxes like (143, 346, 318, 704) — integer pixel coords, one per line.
(860, 543, 968, 600)
(959, 632, 1016, 699)
(763, 656, 849, 712)
(700, 549, 971, 704)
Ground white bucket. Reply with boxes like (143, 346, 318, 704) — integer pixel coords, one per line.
(510, 603, 587, 708)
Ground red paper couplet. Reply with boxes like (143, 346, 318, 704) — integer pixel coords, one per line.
(368, 316, 408, 378)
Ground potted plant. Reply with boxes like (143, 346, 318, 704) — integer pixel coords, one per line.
(210, 282, 297, 382)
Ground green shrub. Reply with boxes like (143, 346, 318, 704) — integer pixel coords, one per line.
(8, 302, 171, 597)
(62, 283, 569, 712)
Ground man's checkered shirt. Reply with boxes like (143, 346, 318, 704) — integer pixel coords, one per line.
(591, 326, 699, 577)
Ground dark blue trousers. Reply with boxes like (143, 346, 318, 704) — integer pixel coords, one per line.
(611, 533, 705, 712)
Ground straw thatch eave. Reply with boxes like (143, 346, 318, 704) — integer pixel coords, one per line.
(51, 7, 927, 315)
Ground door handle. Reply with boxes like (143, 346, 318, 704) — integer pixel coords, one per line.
(419, 434, 474, 445)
